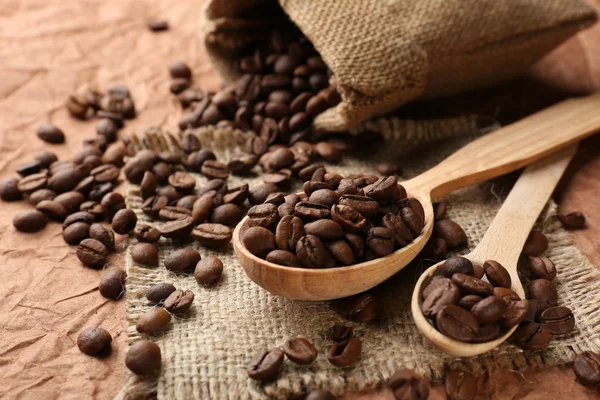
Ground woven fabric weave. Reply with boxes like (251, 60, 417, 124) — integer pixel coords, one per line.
(202, 0, 596, 132)
(119, 126, 600, 399)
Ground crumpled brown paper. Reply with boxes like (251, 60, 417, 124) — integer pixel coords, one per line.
(1, 0, 600, 399)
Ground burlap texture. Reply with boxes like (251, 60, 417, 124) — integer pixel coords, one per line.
(202, 0, 597, 132)
(119, 126, 600, 399)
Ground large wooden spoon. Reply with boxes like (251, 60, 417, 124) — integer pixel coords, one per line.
(233, 92, 600, 301)
(411, 145, 576, 357)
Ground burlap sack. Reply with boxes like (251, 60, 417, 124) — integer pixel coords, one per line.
(201, 0, 596, 133)
(119, 126, 600, 400)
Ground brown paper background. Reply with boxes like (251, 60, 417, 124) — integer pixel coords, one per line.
(0, 1, 599, 399)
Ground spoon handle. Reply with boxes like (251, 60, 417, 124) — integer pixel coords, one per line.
(406, 92, 600, 198)
(468, 145, 577, 297)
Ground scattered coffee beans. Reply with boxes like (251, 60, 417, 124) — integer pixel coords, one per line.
(136, 307, 172, 334)
(146, 283, 177, 303)
(163, 289, 195, 313)
(126, 340, 162, 375)
(131, 242, 159, 266)
(112, 208, 137, 234)
(77, 327, 112, 356)
(194, 255, 224, 285)
(164, 248, 200, 272)
(283, 337, 318, 365)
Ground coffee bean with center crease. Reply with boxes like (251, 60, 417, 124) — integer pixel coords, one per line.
(345, 292, 383, 323)
(131, 242, 159, 266)
(388, 369, 430, 400)
(89, 182, 115, 201)
(283, 337, 318, 365)
(421, 280, 461, 318)
(522, 231, 548, 256)
(458, 295, 483, 311)
(527, 279, 557, 309)
(451, 274, 494, 296)
(126, 340, 161, 375)
(194, 255, 224, 284)
(366, 227, 394, 256)
(539, 306, 575, 335)
(164, 289, 194, 313)
(77, 238, 108, 268)
(63, 221, 91, 245)
(445, 370, 478, 400)
(513, 322, 551, 350)
(90, 164, 120, 183)
(434, 220, 467, 248)
(303, 181, 331, 196)
(248, 183, 279, 205)
(192, 223, 232, 247)
(295, 201, 330, 221)
(89, 223, 115, 249)
(483, 260, 511, 288)
(327, 337, 362, 367)
(49, 168, 84, 194)
(142, 195, 169, 219)
(13, 210, 47, 232)
(573, 351, 600, 386)
(401, 206, 424, 237)
(164, 248, 200, 273)
(18, 172, 48, 194)
(37, 123, 65, 144)
(146, 283, 176, 303)
(339, 195, 378, 218)
(365, 176, 403, 202)
(247, 203, 280, 229)
(309, 188, 339, 207)
(133, 224, 161, 243)
(159, 206, 192, 222)
(296, 234, 328, 268)
(436, 305, 479, 342)
(527, 257, 557, 281)
(201, 160, 229, 180)
(471, 296, 507, 324)
(112, 208, 137, 234)
(275, 215, 303, 251)
(77, 327, 112, 356)
(228, 153, 258, 175)
(247, 348, 284, 381)
(422, 277, 452, 300)
(242, 227, 276, 258)
(136, 308, 171, 334)
(210, 203, 242, 226)
(381, 213, 412, 247)
(502, 299, 530, 328)
(99, 269, 126, 300)
(36, 200, 68, 221)
(169, 171, 196, 193)
(558, 211, 586, 229)
(331, 204, 366, 233)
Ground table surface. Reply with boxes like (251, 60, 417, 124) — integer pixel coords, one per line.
(0, 1, 599, 399)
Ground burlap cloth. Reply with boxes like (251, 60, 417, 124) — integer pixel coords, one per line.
(120, 125, 600, 399)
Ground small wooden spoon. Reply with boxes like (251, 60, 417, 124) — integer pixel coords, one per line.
(411, 144, 576, 357)
(233, 92, 600, 301)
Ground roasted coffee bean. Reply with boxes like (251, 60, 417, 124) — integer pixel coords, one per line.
(365, 227, 395, 257)
(99, 269, 126, 300)
(433, 220, 467, 248)
(336, 178, 359, 196)
(77, 327, 112, 356)
(339, 195, 378, 218)
(102, 142, 126, 166)
(304, 219, 343, 240)
(17, 172, 48, 193)
(298, 164, 324, 183)
(36, 200, 68, 221)
(164, 289, 194, 313)
(283, 337, 318, 365)
(493, 287, 520, 302)
(305, 94, 329, 116)
(192, 223, 232, 247)
(131, 242, 159, 266)
(242, 226, 276, 258)
(89, 223, 115, 249)
(388, 369, 430, 400)
(169, 61, 192, 79)
(133, 224, 161, 243)
(436, 305, 479, 342)
(471, 296, 507, 324)
(326, 240, 354, 265)
(96, 118, 119, 142)
(146, 283, 176, 303)
(468, 322, 500, 343)
(483, 260, 511, 288)
(573, 351, 600, 386)
(124, 150, 157, 184)
(126, 340, 161, 375)
(13, 210, 47, 232)
(259, 118, 279, 145)
(527, 257, 556, 281)
(139, 171, 157, 199)
(246, 203, 279, 229)
(222, 184, 249, 206)
(89, 182, 115, 201)
(136, 308, 171, 334)
(323, 172, 343, 190)
(421, 281, 461, 318)
(168, 171, 196, 193)
(49, 167, 85, 194)
(147, 19, 169, 31)
(295, 201, 330, 221)
(74, 145, 102, 164)
(63, 222, 91, 245)
(303, 181, 331, 197)
(278, 203, 294, 217)
(513, 322, 551, 350)
(200, 160, 229, 180)
(63, 211, 95, 229)
(422, 237, 448, 259)
(329, 324, 353, 343)
(458, 295, 483, 311)
(296, 234, 328, 268)
(170, 78, 191, 94)
(327, 337, 361, 367)
(275, 215, 304, 251)
(16, 161, 42, 177)
(308, 189, 339, 207)
(228, 153, 258, 175)
(54, 191, 85, 214)
(210, 203, 242, 226)
(472, 264, 485, 279)
(90, 164, 120, 183)
(0, 177, 23, 201)
(176, 195, 198, 211)
(522, 231, 548, 256)
(445, 370, 478, 400)
(345, 292, 383, 323)
(313, 142, 340, 163)
(266, 249, 302, 267)
(331, 204, 366, 232)
(502, 299, 530, 328)
(305, 389, 335, 400)
(451, 273, 493, 296)
(194, 255, 224, 285)
(422, 277, 452, 300)
(376, 161, 403, 177)
(527, 279, 557, 309)
(558, 211, 586, 229)
(66, 94, 90, 119)
(35, 150, 58, 168)
(400, 206, 424, 237)
(157, 186, 182, 203)
(112, 208, 137, 234)
(164, 248, 200, 272)
(539, 306, 575, 335)
(264, 192, 286, 206)
(101, 192, 125, 221)
(188, 197, 213, 225)
(142, 195, 169, 219)
(365, 176, 401, 202)
(37, 123, 65, 144)
(247, 348, 284, 381)
(382, 213, 413, 247)
(267, 148, 294, 171)
(76, 238, 108, 268)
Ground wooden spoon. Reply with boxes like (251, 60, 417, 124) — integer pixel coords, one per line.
(411, 144, 576, 357)
(233, 92, 600, 301)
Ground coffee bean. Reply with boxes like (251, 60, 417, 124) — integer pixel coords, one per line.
(279, 337, 318, 366)
(124, 150, 157, 184)
(91, 164, 120, 183)
(306, 389, 335, 400)
(147, 19, 169, 31)
(558, 211, 585, 229)
(0, 177, 22, 201)
(163, 289, 195, 313)
(527, 279, 557, 309)
(296, 234, 328, 268)
(164, 248, 200, 272)
(13, 210, 47, 232)
(18, 172, 48, 193)
(76, 238, 108, 268)
(136, 307, 171, 334)
(193, 255, 224, 285)
(228, 153, 258, 175)
(304, 219, 343, 240)
(388, 369, 430, 400)
(458, 295, 483, 311)
(201, 160, 229, 180)
(34, 150, 58, 169)
(101, 192, 126, 221)
(422, 237, 448, 259)
(522, 231, 548, 256)
(339, 195, 378, 218)
(422, 277, 452, 300)
(421, 281, 461, 318)
(433, 220, 467, 248)
(445, 370, 478, 400)
(192, 223, 232, 247)
(131, 242, 159, 266)
(573, 351, 600, 386)
(16, 161, 42, 177)
(345, 292, 383, 322)
(328, 325, 353, 343)
(483, 260, 511, 288)
(77, 327, 112, 356)
(451, 274, 494, 296)
(331, 204, 366, 233)
(327, 337, 361, 367)
(37, 123, 65, 144)
(472, 264, 485, 279)
(366, 176, 402, 202)
(170, 78, 191, 94)
(382, 213, 413, 247)
(365, 227, 394, 256)
(96, 118, 119, 142)
(89, 223, 115, 249)
(210, 203, 242, 226)
(326, 240, 354, 265)
(436, 305, 479, 342)
(112, 208, 137, 234)
(126, 340, 161, 375)
(169, 61, 192, 79)
(295, 201, 330, 221)
(471, 296, 507, 324)
(89, 182, 115, 201)
(245, 203, 278, 229)
(168, 171, 196, 193)
(527, 257, 556, 281)
(63, 221, 91, 245)
(36, 200, 67, 221)
(142, 196, 169, 219)
(265, 249, 301, 267)
(502, 299, 531, 328)
(242, 226, 277, 258)
(133, 224, 161, 243)
(247, 348, 284, 381)
(513, 322, 551, 350)
(177, 195, 201, 211)
(493, 287, 520, 302)
(99, 269, 126, 300)
(139, 171, 157, 199)
(308, 189, 338, 207)
(146, 283, 177, 303)
(54, 191, 85, 214)
(540, 306, 575, 335)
